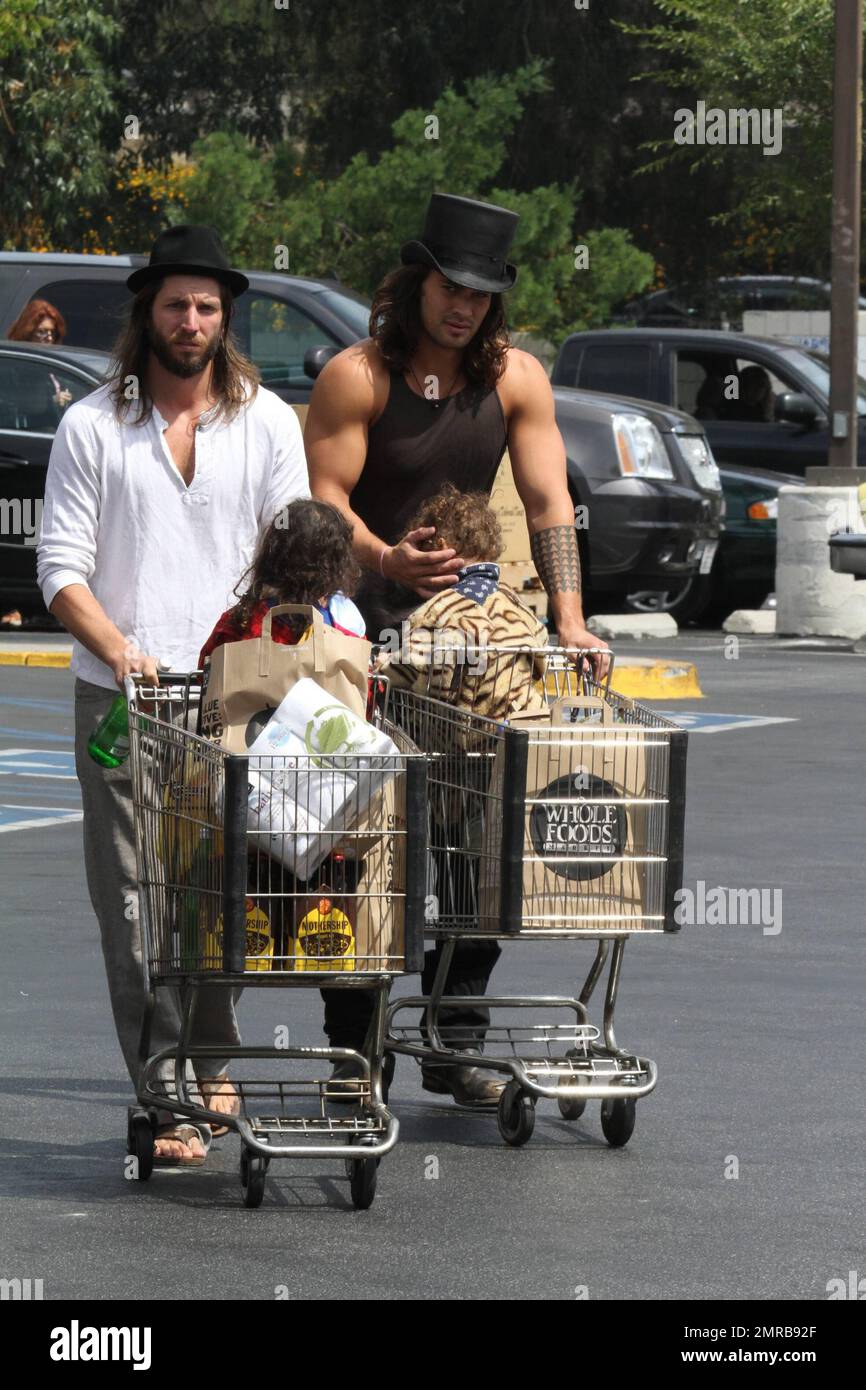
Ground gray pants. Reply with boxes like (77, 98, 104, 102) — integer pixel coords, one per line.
(74, 678, 241, 1129)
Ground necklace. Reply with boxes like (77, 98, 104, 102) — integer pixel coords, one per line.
(407, 363, 462, 409)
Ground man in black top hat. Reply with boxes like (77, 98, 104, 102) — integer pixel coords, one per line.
(38, 225, 309, 1165)
(307, 192, 609, 1106)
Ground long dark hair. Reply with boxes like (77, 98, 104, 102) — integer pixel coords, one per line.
(107, 279, 259, 425)
(231, 499, 361, 633)
(370, 264, 509, 390)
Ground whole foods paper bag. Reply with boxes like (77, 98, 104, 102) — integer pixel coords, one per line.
(479, 695, 664, 932)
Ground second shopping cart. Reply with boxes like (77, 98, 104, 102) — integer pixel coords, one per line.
(379, 646, 688, 1148)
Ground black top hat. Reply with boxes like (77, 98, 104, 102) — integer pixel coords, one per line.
(127, 225, 249, 296)
(400, 193, 519, 294)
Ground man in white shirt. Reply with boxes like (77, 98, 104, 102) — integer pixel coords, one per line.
(37, 225, 309, 1166)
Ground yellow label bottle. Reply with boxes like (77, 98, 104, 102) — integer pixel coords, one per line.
(294, 895, 355, 972)
(205, 897, 274, 972)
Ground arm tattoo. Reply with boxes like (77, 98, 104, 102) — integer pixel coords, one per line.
(530, 524, 582, 595)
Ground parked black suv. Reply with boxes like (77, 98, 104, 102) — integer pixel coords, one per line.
(551, 387, 721, 617)
(551, 327, 859, 476)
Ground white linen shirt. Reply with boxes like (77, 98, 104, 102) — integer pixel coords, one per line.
(37, 380, 309, 689)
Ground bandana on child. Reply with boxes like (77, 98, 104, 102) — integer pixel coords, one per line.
(455, 562, 500, 605)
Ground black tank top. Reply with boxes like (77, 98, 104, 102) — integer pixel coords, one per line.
(351, 371, 507, 637)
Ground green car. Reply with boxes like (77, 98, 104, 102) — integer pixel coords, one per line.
(625, 462, 803, 625)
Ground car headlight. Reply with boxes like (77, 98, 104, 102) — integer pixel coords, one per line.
(612, 414, 674, 480)
(677, 434, 722, 493)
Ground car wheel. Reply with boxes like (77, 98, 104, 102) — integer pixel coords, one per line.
(625, 575, 713, 626)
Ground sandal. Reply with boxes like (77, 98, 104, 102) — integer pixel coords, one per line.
(153, 1123, 209, 1167)
(200, 1075, 240, 1137)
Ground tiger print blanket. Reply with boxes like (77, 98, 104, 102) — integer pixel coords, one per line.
(379, 582, 550, 722)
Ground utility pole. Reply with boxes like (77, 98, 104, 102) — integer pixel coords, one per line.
(817, 0, 866, 482)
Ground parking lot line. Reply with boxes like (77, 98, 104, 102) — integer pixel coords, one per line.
(0, 804, 83, 833)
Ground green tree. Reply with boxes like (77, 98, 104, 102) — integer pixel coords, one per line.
(0, 0, 121, 248)
(112, 0, 725, 285)
(622, 0, 838, 273)
(113, 0, 291, 162)
(277, 0, 730, 285)
(180, 67, 653, 340)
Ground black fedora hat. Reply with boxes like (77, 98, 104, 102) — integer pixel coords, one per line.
(127, 224, 249, 296)
(400, 193, 519, 294)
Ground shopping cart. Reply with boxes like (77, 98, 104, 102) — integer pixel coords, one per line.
(381, 647, 687, 1149)
(124, 672, 427, 1208)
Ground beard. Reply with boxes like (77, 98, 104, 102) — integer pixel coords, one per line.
(147, 323, 220, 379)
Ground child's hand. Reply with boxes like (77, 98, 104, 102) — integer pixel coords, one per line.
(383, 527, 466, 598)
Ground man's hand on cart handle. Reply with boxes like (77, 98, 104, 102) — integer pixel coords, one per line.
(557, 622, 612, 682)
(111, 636, 162, 689)
(382, 526, 467, 600)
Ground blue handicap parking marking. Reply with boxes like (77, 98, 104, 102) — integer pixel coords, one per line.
(0, 726, 76, 744)
(656, 711, 798, 733)
(0, 804, 82, 833)
(0, 744, 81, 831)
(0, 747, 76, 777)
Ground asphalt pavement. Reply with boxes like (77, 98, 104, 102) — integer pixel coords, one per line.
(1, 635, 864, 1301)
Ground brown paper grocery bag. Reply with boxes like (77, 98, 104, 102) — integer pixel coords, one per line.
(199, 603, 371, 752)
(479, 694, 662, 932)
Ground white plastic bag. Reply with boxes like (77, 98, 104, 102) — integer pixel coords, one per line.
(245, 678, 398, 879)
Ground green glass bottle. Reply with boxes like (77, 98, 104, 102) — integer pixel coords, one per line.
(87, 694, 130, 767)
(177, 828, 215, 971)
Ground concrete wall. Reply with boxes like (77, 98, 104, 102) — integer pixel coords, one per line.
(776, 485, 866, 638)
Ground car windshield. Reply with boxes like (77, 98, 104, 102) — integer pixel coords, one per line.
(316, 288, 371, 341)
(781, 346, 866, 416)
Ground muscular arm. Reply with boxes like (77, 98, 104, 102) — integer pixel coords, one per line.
(505, 354, 584, 621)
(304, 345, 385, 572)
(504, 352, 609, 672)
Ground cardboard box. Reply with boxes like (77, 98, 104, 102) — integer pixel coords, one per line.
(490, 451, 534, 563)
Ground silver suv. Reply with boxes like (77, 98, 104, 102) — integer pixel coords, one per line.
(0, 252, 369, 402)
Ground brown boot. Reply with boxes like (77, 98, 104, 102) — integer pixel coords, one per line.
(422, 1052, 505, 1108)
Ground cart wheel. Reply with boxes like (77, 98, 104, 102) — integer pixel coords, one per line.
(561, 1050, 589, 1117)
(497, 1081, 536, 1148)
(600, 1096, 636, 1148)
(348, 1138, 378, 1210)
(557, 1082, 587, 1122)
(239, 1147, 269, 1208)
(127, 1113, 154, 1182)
(381, 1052, 396, 1105)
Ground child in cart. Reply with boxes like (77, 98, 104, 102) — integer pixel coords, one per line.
(377, 486, 551, 1105)
(377, 483, 549, 720)
(199, 498, 366, 663)
(198, 498, 368, 1116)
